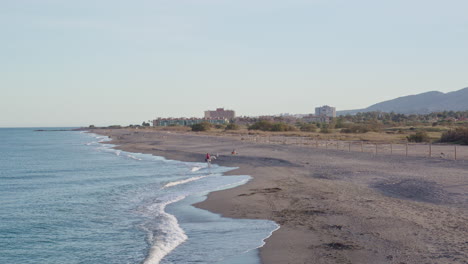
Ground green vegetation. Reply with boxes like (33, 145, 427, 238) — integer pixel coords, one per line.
(338, 110, 468, 127)
(150, 110, 468, 145)
(248, 120, 274, 131)
(225, 123, 240, 130)
(214, 124, 226, 129)
(191, 122, 212, 132)
(407, 131, 430, 143)
(299, 123, 317, 132)
(440, 127, 468, 145)
(320, 126, 331, 134)
(249, 121, 296, 132)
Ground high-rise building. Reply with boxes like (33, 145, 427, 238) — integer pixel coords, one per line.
(204, 108, 236, 120)
(315, 105, 336, 117)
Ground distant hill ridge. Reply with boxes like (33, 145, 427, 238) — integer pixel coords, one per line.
(338, 87, 468, 115)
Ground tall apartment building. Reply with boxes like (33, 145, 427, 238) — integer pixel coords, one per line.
(315, 105, 336, 118)
(204, 108, 236, 120)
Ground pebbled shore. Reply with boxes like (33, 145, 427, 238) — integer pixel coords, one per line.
(91, 128, 468, 264)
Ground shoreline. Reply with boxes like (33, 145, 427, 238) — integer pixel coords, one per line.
(91, 128, 468, 264)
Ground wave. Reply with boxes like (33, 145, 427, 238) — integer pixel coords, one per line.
(141, 196, 188, 264)
(127, 154, 142, 161)
(163, 176, 207, 188)
(191, 166, 203, 172)
(255, 223, 280, 249)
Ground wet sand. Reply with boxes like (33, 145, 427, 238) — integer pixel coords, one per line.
(91, 128, 468, 264)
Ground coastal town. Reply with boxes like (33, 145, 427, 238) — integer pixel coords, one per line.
(152, 105, 336, 127)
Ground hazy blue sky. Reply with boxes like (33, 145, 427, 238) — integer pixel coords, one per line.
(1, 0, 467, 127)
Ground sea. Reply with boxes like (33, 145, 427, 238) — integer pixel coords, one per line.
(0, 128, 278, 264)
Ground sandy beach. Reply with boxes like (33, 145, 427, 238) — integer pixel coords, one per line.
(91, 128, 468, 264)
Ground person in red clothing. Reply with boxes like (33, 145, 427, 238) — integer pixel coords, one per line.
(205, 153, 211, 162)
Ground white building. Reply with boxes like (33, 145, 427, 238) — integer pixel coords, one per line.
(315, 105, 336, 118)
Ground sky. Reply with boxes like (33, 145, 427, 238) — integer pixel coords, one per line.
(1, 0, 467, 127)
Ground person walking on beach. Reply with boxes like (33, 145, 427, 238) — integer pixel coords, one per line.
(205, 153, 212, 168)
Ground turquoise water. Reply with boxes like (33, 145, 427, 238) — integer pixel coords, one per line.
(0, 128, 277, 263)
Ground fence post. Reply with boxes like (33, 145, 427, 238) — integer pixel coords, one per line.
(326, 142, 328, 149)
(429, 144, 432, 158)
(390, 144, 393, 155)
(375, 144, 378, 155)
(406, 143, 408, 157)
(455, 146, 457, 160)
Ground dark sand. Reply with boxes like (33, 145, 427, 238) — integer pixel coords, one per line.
(92, 128, 468, 264)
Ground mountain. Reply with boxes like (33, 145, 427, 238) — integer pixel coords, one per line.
(338, 87, 468, 115)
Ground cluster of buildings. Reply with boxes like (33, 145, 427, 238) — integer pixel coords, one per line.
(153, 108, 235, 127)
(152, 106, 336, 127)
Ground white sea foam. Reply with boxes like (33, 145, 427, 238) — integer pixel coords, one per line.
(191, 166, 203, 172)
(163, 176, 206, 188)
(127, 154, 142, 161)
(255, 223, 280, 249)
(142, 196, 188, 264)
(96, 136, 110, 142)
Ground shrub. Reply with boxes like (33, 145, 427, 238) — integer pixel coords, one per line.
(300, 124, 317, 132)
(440, 127, 468, 145)
(248, 120, 274, 131)
(248, 121, 296, 132)
(191, 122, 212, 132)
(225, 123, 240, 130)
(271, 123, 296, 132)
(407, 131, 430, 143)
(320, 126, 331, 133)
(214, 124, 226, 129)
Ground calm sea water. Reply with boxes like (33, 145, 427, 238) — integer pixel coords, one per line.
(0, 128, 277, 264)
